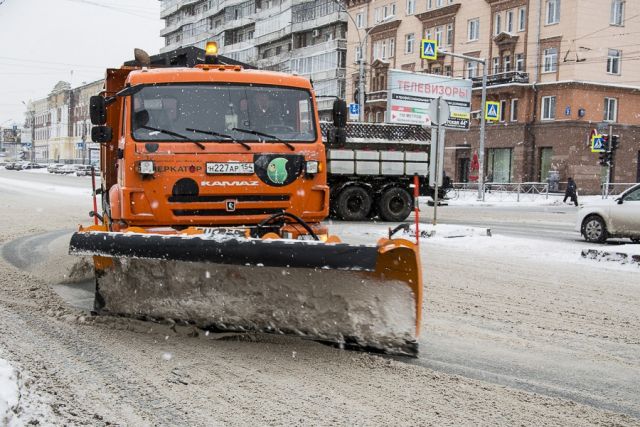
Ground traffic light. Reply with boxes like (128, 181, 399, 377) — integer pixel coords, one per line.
(610, 135, 620, 152)
(599, 135, 611, 166)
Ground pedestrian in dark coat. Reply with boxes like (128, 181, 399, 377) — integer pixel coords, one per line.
(564, 177, 578, 206)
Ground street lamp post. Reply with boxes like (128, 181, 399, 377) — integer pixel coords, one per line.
(357, 15, 393, 122)
(331, 0, 392, 122)
(437, 49, 488, 200)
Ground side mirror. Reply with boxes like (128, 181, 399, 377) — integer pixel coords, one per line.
(617, 198, 623, 205)
(332, 99, 348, 128)
(90, 96, 107, 125)
(92, 126, 113, 143)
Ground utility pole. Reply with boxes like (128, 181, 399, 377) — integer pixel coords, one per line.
(437, 49, 488, 200)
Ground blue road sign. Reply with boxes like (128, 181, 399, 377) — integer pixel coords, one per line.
(591, 134, 606, 153)
(349, 103, 360, 116)
(485, 101, 500, 121)
(420, 40, 438, 60)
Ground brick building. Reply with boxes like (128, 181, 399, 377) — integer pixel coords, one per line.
(346, 0, 640, 193)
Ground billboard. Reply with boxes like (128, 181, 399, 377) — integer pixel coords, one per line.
(387, 69, 473, 130)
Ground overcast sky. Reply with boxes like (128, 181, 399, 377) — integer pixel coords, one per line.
(0, 0, 164, 126)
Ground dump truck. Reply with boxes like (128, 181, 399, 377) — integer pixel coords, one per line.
(69, 44, 423, 356)
(321, 122, 449, 222)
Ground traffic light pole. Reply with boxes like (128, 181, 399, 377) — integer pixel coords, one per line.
(605, 124, 613, 198)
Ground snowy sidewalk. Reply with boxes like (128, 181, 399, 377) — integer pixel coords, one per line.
(0, 358, 20, 425)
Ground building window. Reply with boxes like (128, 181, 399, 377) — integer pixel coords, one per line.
(542, 96, 556, 120)
(500, 100, 507, 122)
(468, 18, 480, 41)
(506, 10, 514, 33)
(539, 147, 553, 181)
(435, 26, 443, 46)
(607, 49, 621, 74)
(546, 0, 560, 25)
(543, 48, 557, 72)
(487, 148, 513, 183)
(516, 53, 525, 71)
(405, 33, 415, 53)
(511, 99, 519, 121)
(504, 55, 512, 72)
(611, 0, 625, 26)
(604, 98, 618, 122)
(406, 0, 415, 15)
(356, 12, 364, 28)
(518, 8, 526, 31)
(467, 61, 478, 78)
(444, 65, 452, 76)
(492, 57, 500, 74)
(495, 13, 502, 35)
(446, 23, 453, 46)
(427, 0, 432, 9)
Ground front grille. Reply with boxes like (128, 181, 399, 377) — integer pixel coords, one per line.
(173, 208, 285, 217)
(168, 194, 290, 203)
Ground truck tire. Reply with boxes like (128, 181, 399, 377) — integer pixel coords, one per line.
(336, 186, 372, 221)
(378, 187, 413, 222)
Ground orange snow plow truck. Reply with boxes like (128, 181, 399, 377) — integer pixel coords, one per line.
(69, 44, 422, 356)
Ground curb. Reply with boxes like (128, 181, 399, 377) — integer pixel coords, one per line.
(581, 249, 640, 267)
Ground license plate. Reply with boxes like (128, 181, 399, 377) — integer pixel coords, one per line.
(206, 162, 254, 174)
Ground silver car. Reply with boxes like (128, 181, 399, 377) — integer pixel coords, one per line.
(576, 183, 640, 243)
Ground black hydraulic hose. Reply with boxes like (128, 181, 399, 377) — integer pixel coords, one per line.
(257, 212, 319, 241)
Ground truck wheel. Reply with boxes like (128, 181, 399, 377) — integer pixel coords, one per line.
(378, 187, 413, 222)
(336, 186, 372, 221)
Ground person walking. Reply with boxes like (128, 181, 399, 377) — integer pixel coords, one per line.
(564, 177, 579, 206)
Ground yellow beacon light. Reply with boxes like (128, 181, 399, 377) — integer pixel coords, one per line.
(205, 41, 219, 65)
(205, 41, 218, 56)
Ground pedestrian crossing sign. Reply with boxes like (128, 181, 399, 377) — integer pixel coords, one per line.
(485, 101, 500, 121)
(420, 39, 438, 60)
(591, 133, 605, 152)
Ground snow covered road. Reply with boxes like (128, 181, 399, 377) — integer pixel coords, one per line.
(0, 169, 638, 425)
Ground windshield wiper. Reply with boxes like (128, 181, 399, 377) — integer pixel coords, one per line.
(141, 125, 205, 150)
(186, 128, 251, 150)
(231, 127, 295, 151)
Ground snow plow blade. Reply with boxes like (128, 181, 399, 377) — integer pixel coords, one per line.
(69, 231, 422, 356)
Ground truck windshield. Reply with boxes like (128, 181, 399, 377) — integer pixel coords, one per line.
(131, 84, 316, 143)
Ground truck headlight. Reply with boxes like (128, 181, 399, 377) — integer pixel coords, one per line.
(138, 160, 154, 175)
(306, 160, 319, 174)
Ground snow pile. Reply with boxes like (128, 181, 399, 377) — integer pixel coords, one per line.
(0, 359, 19, 425)
(406, 224, 491, 239)
(582, 247, 640, 267)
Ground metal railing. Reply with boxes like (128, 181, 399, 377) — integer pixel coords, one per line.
(449, 182, 549, 202)
(601, 183, 638, 198)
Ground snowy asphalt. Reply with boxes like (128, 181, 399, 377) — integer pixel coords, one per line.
(1, 168, 639, 424)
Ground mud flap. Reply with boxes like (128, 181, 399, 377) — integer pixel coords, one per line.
(70, 232, 422, 356)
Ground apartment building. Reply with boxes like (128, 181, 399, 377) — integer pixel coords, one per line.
(28, 80, 103, 163)
(346, 0, 640, 193)
(159, 0, 348, 117)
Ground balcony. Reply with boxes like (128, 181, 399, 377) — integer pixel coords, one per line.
(291, 10, 346, 34)
(472, 71, 529, 87)
(366, 90, 387, 103)
(291, 39, 346, 58)
(160, 0, 201, 18)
